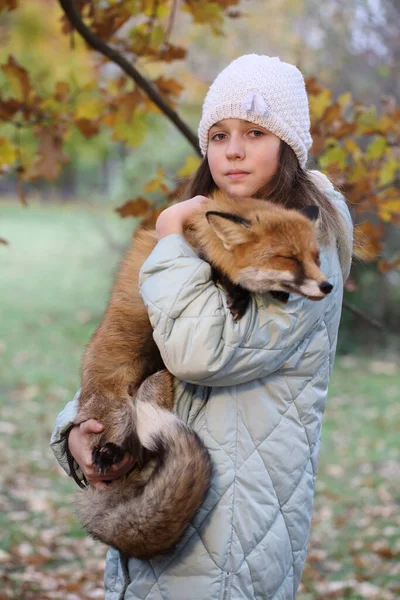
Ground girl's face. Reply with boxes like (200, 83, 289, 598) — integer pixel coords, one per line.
(207, 118, 281, 198)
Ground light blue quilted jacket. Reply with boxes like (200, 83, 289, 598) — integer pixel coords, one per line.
(50, 173, 352, 600)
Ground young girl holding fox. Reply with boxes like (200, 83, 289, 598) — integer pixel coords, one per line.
(51, 55, 353, 599)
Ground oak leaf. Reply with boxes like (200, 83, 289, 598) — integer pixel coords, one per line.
(144, 168, 169, 194)
(29, 125, 69, 181)
(54, 82, 71, 103)
(1, 56, 32, 104)
(0, 0, 17, 11)
(154, 77, 183, 101)
(74, 118, 100, 138)
(115, 198, 151, 218)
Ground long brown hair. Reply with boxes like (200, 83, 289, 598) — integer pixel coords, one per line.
(183, 141, 352, 277)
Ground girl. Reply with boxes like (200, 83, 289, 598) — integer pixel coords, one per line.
(51, 54, 353, 599)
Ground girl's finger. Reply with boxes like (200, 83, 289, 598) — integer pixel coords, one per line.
(80, 420, 104, 434)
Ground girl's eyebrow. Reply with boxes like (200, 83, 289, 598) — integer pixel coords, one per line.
(209, 121, 266, 131)
(209, 122, 223, 130)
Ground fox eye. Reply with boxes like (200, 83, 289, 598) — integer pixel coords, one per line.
(315, 253, 321, 267)
(276, 255, 297, 262)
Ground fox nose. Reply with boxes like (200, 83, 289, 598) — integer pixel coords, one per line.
(319, 281, 333, 294)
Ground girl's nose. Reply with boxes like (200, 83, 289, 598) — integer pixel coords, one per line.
(226, 136, 245, 160)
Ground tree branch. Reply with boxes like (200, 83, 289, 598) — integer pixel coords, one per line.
(342, 299, 387, 332)
(140, 0, 160, 56)
(58, 0, 201, 155)
(165, 0, 179, 46)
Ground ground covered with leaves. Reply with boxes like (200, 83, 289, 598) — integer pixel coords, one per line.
(1, 202, 399, 599)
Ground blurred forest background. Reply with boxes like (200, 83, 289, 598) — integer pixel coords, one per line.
(0, 0, 399, 598)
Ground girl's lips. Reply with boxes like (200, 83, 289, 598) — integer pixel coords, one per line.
(226, 172, 249, 180)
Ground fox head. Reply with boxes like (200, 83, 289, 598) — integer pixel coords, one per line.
(201, 196, 333, 301)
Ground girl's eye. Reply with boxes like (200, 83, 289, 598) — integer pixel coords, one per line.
(210, 132, 226, 141)
(249, 130, 264, 137)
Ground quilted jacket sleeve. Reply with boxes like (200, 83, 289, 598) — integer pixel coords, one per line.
(49, 390, 84, 481)
(139, 240, 336, 388)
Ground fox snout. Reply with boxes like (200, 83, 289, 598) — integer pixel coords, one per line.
(319, 281, 333, 295)
(297, 276, 334, 300)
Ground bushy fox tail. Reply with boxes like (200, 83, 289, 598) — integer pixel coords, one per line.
(75, 377, 212, 558)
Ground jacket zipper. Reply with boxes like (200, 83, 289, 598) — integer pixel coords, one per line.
(118, 552, 131, 600)
(222, 571, 232, 600)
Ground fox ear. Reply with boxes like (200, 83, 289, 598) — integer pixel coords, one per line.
(299, 205, 319, 223)
(206, 211, 254, 251)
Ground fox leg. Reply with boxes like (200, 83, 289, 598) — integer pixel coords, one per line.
(211, 266, 251, 321)
(76, 372, 175, 474)
(75, 390, 141, 473)
(136, 370, 175, 411)
(95, 371, 175, 472)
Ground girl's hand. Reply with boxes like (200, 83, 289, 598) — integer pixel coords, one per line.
(68, 420, 135, 490)
(156, 195, 208, 239)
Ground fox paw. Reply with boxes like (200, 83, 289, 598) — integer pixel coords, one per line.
(227, 299, 248, 321)
(93, 442, 125, 473)
(227, 305, 241, 322)
(226, 289, 251, 322)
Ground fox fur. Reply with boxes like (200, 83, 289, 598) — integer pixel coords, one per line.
(73, 190, 333, 559)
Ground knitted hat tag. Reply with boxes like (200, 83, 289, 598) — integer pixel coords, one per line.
(242, 91, 269, 116)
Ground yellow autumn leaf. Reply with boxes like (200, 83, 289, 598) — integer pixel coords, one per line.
(75, 98, 105, 120)
(183, 1, 224, 28)
(80, 81, 98, 93)
(309, 89, 332, 121)
(41, 96, 68, 112)
(378, 209, 391, 223)
(356, 106, 380, 134)
(141, 0, 169, 17)
(379, 158, 399, 187)
(105, 78, 121, 96)
(365, 136, 387, 161)
(177, 155, 201, 178)
(377, 200, 400, 223)
(378, 114, 395, 134)
(155, 3, 169, 18)
(0, 137, 17, 167)
(113, 112, 147, 146)
(144, 180, 160, 193)
(348, 161, 368, 183)
(337, 92, 352, 108)
(344, 138, 361, 157)
(1, 55, 32, 103)
(319, 145, 347, 170)
(144, 168, 166, 192)
(149, 25, 165, 46)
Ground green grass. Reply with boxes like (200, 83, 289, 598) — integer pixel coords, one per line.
(1, 200, 134, 460)
(0, 199, 399, 599)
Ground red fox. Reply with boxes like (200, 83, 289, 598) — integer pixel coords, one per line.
(72, 190, 333, 558)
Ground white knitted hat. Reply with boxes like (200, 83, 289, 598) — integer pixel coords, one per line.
(198, 54, 312, 168)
